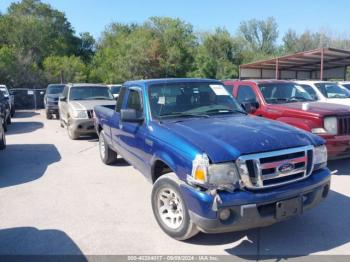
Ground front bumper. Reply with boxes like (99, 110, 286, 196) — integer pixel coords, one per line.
(70, 118, 96, 135)
(180, 168, 331, 234)
(323, 135, 350, 159)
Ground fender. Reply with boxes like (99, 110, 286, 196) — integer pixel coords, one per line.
(150, 151, 178, 182)
(277, 116, 315, 132)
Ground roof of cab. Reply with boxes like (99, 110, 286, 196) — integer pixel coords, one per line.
(124, 78, 221, 87)
(225, 79, 296, 85)
(67, 83, 108, 87)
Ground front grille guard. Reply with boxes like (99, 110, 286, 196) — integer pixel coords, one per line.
(237, 145, 315, 190)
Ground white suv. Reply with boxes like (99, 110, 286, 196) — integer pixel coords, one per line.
(296, 81, 350, 106)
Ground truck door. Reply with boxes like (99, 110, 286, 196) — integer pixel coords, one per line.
(236, 85, 264, 116)
(118, 87, 148, 172)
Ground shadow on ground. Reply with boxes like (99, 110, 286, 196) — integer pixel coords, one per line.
(328, 159, 349, 176)
(0, 227, 86, 259)
(13, 111, 40, 119)
(7, 121, 43, 135)
(0, 144, 61, 188)
(188, 190, 350, 259)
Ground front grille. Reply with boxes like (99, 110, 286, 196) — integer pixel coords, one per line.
(87, 110, 94, 119)
(238, 146, 314, 189)
(338, 116, 350, 135)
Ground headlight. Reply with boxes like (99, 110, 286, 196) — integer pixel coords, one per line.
(188, 154, 240, 191)
(324, 117, 338, 135)
(72, 110, 88, 119)
(314, 145, 328, 170)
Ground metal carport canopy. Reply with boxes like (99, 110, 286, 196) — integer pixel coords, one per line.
(239, 47, 350, 80)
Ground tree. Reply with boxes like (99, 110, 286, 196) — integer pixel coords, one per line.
(191, 28, 240, 79)
(77, 32, 96, 63)
(239, 17, 279, 54)
(43, 56, 87, 83)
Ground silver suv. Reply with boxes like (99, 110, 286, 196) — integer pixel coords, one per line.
(58, 84, 116, 140)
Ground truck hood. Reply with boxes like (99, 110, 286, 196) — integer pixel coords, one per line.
(70, 100, 116, 110)
(269, 101, 350, 117)
(163, 115, 322, 163)
(322, 98, 350, 107)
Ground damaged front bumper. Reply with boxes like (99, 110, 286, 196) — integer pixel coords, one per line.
(180, 168, 331, 234)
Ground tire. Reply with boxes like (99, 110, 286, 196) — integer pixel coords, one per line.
(59, 115, 65, 128)
(0, 125, 6, 150)
(3, 118, 7, 132)
(152, 174, 199, 240)
(67, 118, 79, 140)
(6, 115, 11, 125)
(99, 130, 117, 165)
(46, 111, 52, 120)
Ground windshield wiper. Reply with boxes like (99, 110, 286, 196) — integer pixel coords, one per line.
(159, 112, 210, 119)
(204, 108, 247, 115)
(287, 96, 313, 102)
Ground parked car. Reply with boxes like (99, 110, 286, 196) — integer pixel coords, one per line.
(94, 78, 330, 240)
(0, 85, 15, 117)
(44, 84, 65, 119)
(107, 84, 122, 99)
(296, 81, 350, 106)
(0, 93, 7, 149)
(58, 84, 116, 140)
(0, 89, 11, 131)
(225, 80, 350, 160)
(338, 81, 350, 91)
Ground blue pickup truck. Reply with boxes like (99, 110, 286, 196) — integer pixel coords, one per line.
(94, 78, 331, 240)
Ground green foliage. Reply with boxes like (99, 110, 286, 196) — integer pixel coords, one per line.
(239, 17, 278, 54)
(43, 56, 87, 83)
(2, 0, 350, 88)
(190, 28, 240, 79)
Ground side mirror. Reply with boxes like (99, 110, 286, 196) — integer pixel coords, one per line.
(121, 109, 143, 123)
(241, 101, 259, 114)
(59, 96, 67, 102)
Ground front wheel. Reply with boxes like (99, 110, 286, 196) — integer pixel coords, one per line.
(99, 130, 117, 165)
(67, 118, 79, 140)
(152, 174, 199, 240)
(0, 125, 6, 150)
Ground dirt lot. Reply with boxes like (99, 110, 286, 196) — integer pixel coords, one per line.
(0, 110, 350, 259)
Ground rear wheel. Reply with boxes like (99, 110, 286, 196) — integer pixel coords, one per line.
(6, 115, 11, 125)
(46, 111, 52, 120)
(0, 124, 6, 150)
(99, 130, 117, 165)
(3, 118, 7, 132)
(67, 118, 79, 140)
(152, 174, 199, 240)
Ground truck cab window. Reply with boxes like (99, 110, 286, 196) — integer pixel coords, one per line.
(237, 85, 257, 103)
(126, 89, 143, 113)
(116, 86, 126, 112)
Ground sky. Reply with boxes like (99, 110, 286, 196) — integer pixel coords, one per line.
(1, 0, 350, 41)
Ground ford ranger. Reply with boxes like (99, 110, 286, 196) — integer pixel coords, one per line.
(94, 78, 331, 240)
(225, 80, 350, 160)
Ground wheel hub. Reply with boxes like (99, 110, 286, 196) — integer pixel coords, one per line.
(157, 188, 184, 230)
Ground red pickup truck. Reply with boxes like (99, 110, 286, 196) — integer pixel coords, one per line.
(224, 80, 350, 159)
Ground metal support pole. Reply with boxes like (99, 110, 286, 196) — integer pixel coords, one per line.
(320, 48, 324, 80)
(275, 58, 279, 79)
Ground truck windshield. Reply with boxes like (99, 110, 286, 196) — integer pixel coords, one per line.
(315, 83, 350, 99)
(258, 83, 316, 104)
(70, 86, 114, 100)
(110, 85, 121, 94)
(148, 82, 245, 119)
(47, 85, 65, 95)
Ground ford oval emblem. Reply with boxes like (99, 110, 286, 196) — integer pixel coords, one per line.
(278, 162, 295, 173)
